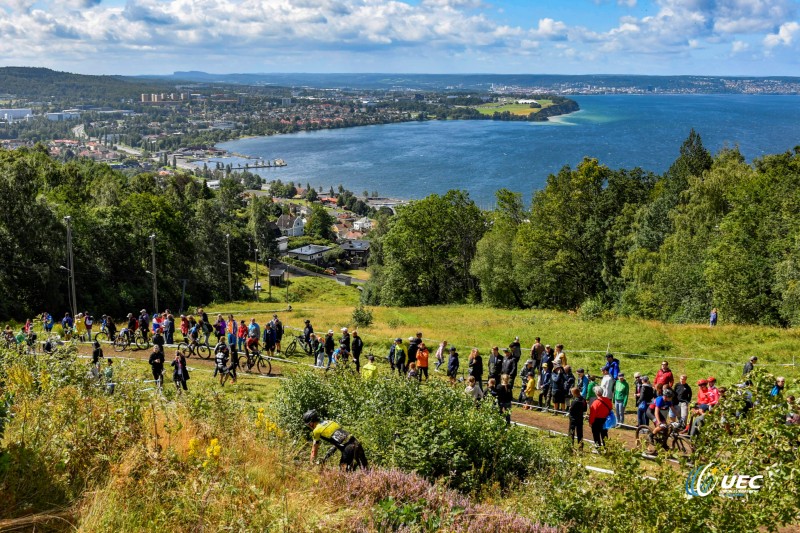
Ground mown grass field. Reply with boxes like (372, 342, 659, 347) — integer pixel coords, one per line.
(474, 100, 554, 116)
(206, 276, 800, 395)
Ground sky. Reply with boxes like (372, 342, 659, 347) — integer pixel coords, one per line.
(0, 0, 799, 76)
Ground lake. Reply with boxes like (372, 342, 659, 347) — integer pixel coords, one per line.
(216, 95, 800, 206)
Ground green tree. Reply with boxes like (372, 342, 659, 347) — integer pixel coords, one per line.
(305, 204, 337, 241)
(470, 189, 526, 307)
(366, 190, 486, 306)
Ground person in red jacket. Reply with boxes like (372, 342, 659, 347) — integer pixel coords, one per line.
(654, 361, 675, 388)
(589, 389, 614, 447)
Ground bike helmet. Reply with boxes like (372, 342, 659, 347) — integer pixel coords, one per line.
(663, 388, 674, 398)
(302, 409, 320, 424)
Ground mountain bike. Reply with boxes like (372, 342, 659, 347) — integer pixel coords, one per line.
(113, 329, 150, 351)
(94, 324, 112, 343)
(284, 335, 312, 357)
(636, 421, 693, 455)
(177, 339, 210, 359)
(240, 348, 272, 375)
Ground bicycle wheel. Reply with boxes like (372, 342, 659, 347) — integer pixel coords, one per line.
(256, 356, 271, 375)
(197, 344, 211, 360)
(284, 339, 297, 357)
(177, 342, 191, 358)
(94, 331, 108, 343)
(113, 335, 126, 352)
(672, 434, 694, 454)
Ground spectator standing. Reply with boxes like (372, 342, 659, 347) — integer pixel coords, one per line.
(586, 375, 599, 402)
(674, 374, 692, 427)
(600, 367, 614, 399)
(743, 356, 757, 378)
(603, 353, 620, 380)
(524, 373, 537, 409)
(261, 324, 276, 356)
(434, 340, 447, 372)
(487, 346, 503, 385)
(138, 309, 150, 342)
(530, 337, 544, 372)
(568, 387, 587, 449)
(501, 348, 518, 393)
(540, 346, 554, 374)
(710, 307, 718, 326)
(237, 320, 247, 352)
(613, 373, 629, 426)
(148, 346, 165, 391)
(510, 336, 522, 363)
(351, 331, 364, 373)
(519, 359, 536, 403)
(467, 348, 482, 389)
(91, 340, 104, 371)
(589, 389, 614, 447)
(226, 315, 237, 349)
(551, 366, 567, 411)
(171, 352, 189, 394)
(180, 315, 190, 340)
(447, 346, 459, 385)
(577, 368, 589, 398)
(303, 319, 314, 345)
(553, 344, 567, 369)
(538, 363, 552, 408)
(497, 374, 513, 424)
(563, 366, 576, 399)
(416, 342, 430, 381)
(272, 314, 284, 353)
(84, 313, 94, 340)
(407, 334, 421, 370)
(633, 372, 643, 405)
(391, 337, 406, 376)
(164, 314, 174, 345)
(655, 361, 675, 389)
(152, 327, 165, 352)
(637, 376, 655, 426)
(43, 312, 54, 333)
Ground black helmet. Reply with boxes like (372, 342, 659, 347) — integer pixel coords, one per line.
(663, 388, 674, 398)
(302, 409, 319, 424)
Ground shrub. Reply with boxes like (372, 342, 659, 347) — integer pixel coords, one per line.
(577, 295, 606, 321)
(351, 304, 374, 328)
(272, 369, 553, 493)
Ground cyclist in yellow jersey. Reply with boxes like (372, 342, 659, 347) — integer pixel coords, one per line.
(361, 355, 378, 380)
(303, 409, 368, 471)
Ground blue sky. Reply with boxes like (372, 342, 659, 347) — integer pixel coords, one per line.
(0, 0, 798, 76)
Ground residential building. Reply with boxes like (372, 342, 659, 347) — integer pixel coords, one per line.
(276, 214, 305, 237)
(287, 244, 332, 264)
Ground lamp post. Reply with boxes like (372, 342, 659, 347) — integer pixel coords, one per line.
(254, 248, 259, 302)
(64, 216, 77, 320)
(148, 234, 158, 312)
(225, 233, 232, 301)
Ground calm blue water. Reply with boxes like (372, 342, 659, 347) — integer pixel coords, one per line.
(216, 95, 800, 205)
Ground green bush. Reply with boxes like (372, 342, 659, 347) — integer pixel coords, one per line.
(351, 304, 374, 328)
(272, 369, 553, 493)
(577, 296, 606, 321)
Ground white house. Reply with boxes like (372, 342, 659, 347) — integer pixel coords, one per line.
(353, 217, 373, 232)
(276, 214, 305, 237)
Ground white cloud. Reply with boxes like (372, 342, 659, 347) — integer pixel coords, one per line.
(764, 21, 800, 47)
(0, 0, 797, 73)
(731, 40, 749, 53)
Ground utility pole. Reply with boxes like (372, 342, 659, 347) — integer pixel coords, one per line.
(226, 233, 232, 301)
(179, 278, 188, 314)
(268, 258, 272, 300)
(149, 234, 158, 312)
(254, 248, 259, 302)
(64, 216, 77, 320)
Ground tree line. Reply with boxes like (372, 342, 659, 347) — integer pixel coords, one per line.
(364, 131, 800, 326)
(0, 145, 292, 320)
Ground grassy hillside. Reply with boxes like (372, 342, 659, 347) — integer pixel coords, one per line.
(206, 276, 800, 393)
